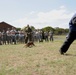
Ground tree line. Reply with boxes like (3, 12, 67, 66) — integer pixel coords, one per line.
(16, 26, 69, 35)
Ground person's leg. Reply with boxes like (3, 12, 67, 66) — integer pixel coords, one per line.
(7, 36, 10, 44)
(28, 34, 32, 42)
(51, 36, 53, 41)
(0, 37, 2, 45)
(60, 31, 76, 54)
(50, 36, 52, 41)
(14, 36, 16, 44)
(25, 37, 28, 43)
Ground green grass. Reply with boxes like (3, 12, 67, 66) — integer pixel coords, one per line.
(0, 35, 76, 75)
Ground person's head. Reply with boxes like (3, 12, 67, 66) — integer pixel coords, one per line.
(3, 30, 5, 32)
(12, 27, 15, 30)
(27, 24, 29, 28)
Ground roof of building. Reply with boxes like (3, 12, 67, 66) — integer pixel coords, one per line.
(0, 21, 16, 31)
(0, 21, 16, 28)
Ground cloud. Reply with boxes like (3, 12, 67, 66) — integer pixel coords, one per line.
(60, 5, 66, 9)
(11, 6, 74, 29)
(29, 11, 36, 15)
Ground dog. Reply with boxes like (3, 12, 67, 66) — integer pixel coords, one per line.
(24, 41, 35, 48)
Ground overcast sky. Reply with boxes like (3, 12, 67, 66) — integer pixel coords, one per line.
(0, 0, 76, 29)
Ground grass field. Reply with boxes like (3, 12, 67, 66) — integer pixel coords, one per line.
(0, 35, 76, 75)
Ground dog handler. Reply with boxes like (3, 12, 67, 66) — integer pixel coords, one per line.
(59, 13, 76, 55)
(25, 24, 33, 43)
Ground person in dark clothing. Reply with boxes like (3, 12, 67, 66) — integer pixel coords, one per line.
(25, 24, 32, 43)
(42, 31, 45, 40)
(0, 32, 2, 45)
(6, 28, 12, 44)
(10, 27, 16, 44)
(59, 13, 76, 55)
(49, 31, 54, 42)
(2, 30, 7, 45)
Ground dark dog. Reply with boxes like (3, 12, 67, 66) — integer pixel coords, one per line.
(24, 41, 35, 48)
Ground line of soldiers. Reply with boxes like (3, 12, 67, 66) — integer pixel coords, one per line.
(32, 30, 54, 42)
(0, 27, 17, 45)
(0, 27, 26, 45)
(0, 25, 54, 45)
(0, 25, 33, 45)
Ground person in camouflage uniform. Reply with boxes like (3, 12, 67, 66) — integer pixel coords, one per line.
(25, 24, 32, 43)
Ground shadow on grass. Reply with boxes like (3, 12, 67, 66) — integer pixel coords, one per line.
(65, 53, 76, 56)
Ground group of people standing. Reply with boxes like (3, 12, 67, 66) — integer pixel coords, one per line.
(0, 27, 17, 45)
(0, 24, 54, 45)
(0, 27, 26, 45)
(25, 25, 54, 43)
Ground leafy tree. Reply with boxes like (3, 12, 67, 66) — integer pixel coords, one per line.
(16, 28, 21, 31)
(42, 26, 54, 32)
(54, 27, 69, 35)
(30, 26, 35, 30)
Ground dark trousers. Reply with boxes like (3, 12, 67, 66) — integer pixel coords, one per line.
(0, 37, 2, 45)
(25, 35, 32, 43)
(11, 36, 16, 44)
(7, 36, 11, 44)
(60, 31, 76, 53)
(50, 36, 53, 41)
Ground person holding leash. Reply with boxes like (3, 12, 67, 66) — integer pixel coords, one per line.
(25, 24, 33, 43)
(59, 13, 76, 55)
